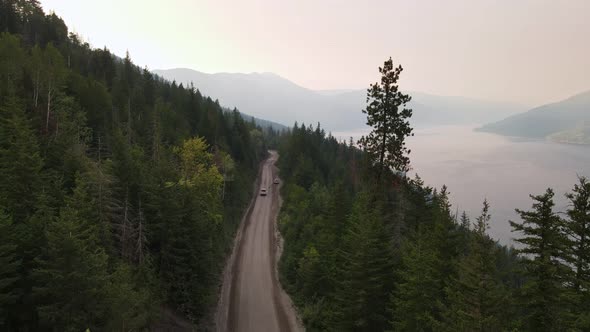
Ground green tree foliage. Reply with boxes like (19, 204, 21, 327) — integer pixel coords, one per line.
(565, 176, 590, 329)
(390, 188, 461, 332)
(358, 57, 413, 177)
(2, 3, 587, 331)
(40, 42, 67, 132)
(333, 192, 393, 331)
(0, 2, 267, 329)
(442, 200, 507, 332)
(391, 225, 443, 331)
(32, 203, 110, 331)
(510, 189, 572, 331)
(0, 211, 20, 327)
(0, 32, 26, 96)
(276, 117, 530, 331)
(277, 124, 360, 330)
(0, 94, 43, 222)
(103, 263, 154, 331)
(276, 118, 533, 332)
(156, 137, 225, 317)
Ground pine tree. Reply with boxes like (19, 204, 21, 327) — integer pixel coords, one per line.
(0, 32, 26, 98)
(0, 210, 20, 327)
(391, 187, 462, 331)
(110, 130, 142, 262)
(0, 94, 43, 222)
(103, 263, 153, 331)
(509, 188, 571, 331)
(30, 44, 43, 108)
(33, 181, 110, 331)
(333, 192, 393, 331)
(391, 224, 443, 331)
(358, 57, 413, 178)
(10, 192, 55, 330)
(41, 43, 67, 133)
(564, 176, 590, 329)
(83, 159, 118, 251)
(157, 137, 225, 318)
(65, 173, 107, 247)
(296, 245, 323, 300)
(0, 6, 268, 327)
(443, 200, 506, 331)
(460, 211, 470, 231)
(319, 182, 350, 294)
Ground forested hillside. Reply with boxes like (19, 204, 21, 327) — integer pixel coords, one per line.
(155, 68, 524, 132)
(2, 2, 590, 332)
(0, 1, 269, 330)
(478, 90, 590, 141)
(277, 60, 590, 331)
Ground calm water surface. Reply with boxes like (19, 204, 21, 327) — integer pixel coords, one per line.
(334, 125, 590, 244)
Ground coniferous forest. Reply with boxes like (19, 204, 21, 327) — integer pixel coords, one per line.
(277, 60, 590, 331)
(1, 1, 590, 332)
(0, 1, 273, 330)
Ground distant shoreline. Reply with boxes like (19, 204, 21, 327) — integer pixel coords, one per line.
(547, 137, 590, 146)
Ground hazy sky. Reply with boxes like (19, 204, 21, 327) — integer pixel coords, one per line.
(39, 0, 589, 107)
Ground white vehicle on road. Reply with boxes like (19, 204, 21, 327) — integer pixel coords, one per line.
(260, 188, 267, 196)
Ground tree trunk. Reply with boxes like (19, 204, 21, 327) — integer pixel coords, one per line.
(122, 187, 130, 261)
(152, 113, 159, 161)
(379, 90, 390, 180)
(136, 196, 144, 265)
(127, 97, 131, 144)
(45, 82, 51, 132)
(33, 70, 40, 107)
(575, 230, 585, 291)
(379, 128, 386, 179)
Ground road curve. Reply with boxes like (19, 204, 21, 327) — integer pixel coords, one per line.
(216, 151, 302, 332)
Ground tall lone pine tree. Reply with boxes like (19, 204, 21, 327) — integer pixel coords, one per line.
(359, 57, 413, 179)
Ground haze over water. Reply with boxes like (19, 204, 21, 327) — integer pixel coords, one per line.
(334, 125, 590, 244)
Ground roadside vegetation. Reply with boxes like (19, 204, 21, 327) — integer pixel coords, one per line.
(1, 1, 589, 331)
(0, 1, 273, 330)
(277, 58, 590, 331)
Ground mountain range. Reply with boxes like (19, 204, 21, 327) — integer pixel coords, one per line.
(478, 90, 590, 143)
(154, 68, 525, 132)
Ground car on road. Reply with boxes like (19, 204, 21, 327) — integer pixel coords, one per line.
(260, 188, 267, 196)
(273, 178, 279, 184)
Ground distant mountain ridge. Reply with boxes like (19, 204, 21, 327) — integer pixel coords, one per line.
(154, 68, 525, 132)
(222, 108, 287, 132)
(478, 90, 590, 142)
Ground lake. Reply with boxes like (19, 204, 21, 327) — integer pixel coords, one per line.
(333, 125, 590, 245)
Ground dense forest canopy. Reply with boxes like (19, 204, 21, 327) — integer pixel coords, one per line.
(1, 1, 589, 332)
(0, 0, 279, 330)
(276, 59, 590, 331)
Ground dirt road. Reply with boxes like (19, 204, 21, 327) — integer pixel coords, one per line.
(216, 151, 302, 332)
